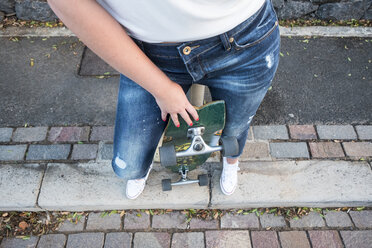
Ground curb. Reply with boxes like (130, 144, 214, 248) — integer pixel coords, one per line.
(0, 26, 372, 37)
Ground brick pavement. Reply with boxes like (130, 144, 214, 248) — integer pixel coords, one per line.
(0, 209, 371, 248)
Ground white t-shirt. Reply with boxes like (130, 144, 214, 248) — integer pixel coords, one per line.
(96, 0, 266, 43)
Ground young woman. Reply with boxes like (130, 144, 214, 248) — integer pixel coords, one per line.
(47, 0, 280, 199)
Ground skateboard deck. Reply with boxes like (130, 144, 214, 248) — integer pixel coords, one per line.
(162, 100, 225, 173)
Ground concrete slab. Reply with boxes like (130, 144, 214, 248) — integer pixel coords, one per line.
(38, 162, 209, 211)
(0, 163, 44, 211)
(210, 160, 372, 208)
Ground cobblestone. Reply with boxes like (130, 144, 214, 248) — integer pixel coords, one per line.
(48, 126, 90, 142)
(56, 218, 85, 232)
(309, 142, 345, 158)
(221, 213, 259, 229)
(98, 142, 113, 160)
(124, 211, 150, 229)
(279, 231, 310, 248)
(289, 125, 317, 140)
(316, 125, 357, 140)
(71, 144, 98, 160)
(66, 232, 104, 248)
(86, 212, 121, 231)
(270, 142, 310, 158)
(152, 212, 187, 229)
(0, 127, 13, 142)
(349, 210, 372, 228)
(133, 232, 170, 248)
(205, 230, 251, 248)
(12, 126, 47, 142)
(189, 217, 219, 229)
(308, 230, 343, 248)
(340, 230, 372, 248)
(0, 235, 39, 248)
(251, 231, 280, 248)
(26, 144, 70, 160)
(289, 212, 325, 228)
(240, 141, 271, 161)
(90, 126, 114, 141)
(252, 125, 289, 140)
(323, 210, 353, 228)
(171, 232, 204, 248)
(0, 144, 27, 160)
(260, 213, 287, 228)
(355, 125, 372, 140)
(37, 233, 66, 248)
(343, 142, 372, 158)
(104, 232, 132, 248)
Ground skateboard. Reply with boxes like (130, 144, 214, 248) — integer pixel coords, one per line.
(159, 100, 239, 191)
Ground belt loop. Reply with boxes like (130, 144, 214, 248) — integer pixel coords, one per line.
(219, 32, 231, 51)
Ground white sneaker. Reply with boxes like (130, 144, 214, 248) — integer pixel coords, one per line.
(220, 157, 240, 195)
(126, 163, 153, 199)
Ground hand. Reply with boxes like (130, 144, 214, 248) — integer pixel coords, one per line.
(154, 81, 199, 127)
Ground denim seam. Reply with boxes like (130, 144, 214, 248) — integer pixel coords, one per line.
(184, 42, 221, 63)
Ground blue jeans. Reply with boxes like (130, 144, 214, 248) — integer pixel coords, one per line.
(112, 0, 280, 180)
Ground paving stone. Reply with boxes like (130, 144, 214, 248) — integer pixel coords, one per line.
(48, 126, 90, 142)
(152, 211, 187, 229)
(86, 211, 121, 230)
(355, 125, 372, 140)
(171, 232, 204, 248)
(269, 142, 309, 158)
(189, 217, 219, 229)
(240, 141, 271, 161)
(56, 218, 85, 232)
(290, 212, 325, 228)
(26, 144, 70, 160)
(349, 210, 372, 228)
(251, 231, 280, 248)
(0, 163, 44, 211)
(308, 230, 343, 248)
(0, 127, 13, 142)
(288, 125, 317, 140)
(279, 231, 310, 248)
(252, 125, 289, 140)
(37, 234, 66, 248)
(0, 235, 39, 248)
(205, 230, 251, 248)
(90, 126, 114, 141)
(340, 230, 372, 248)
(97, 142, 113, 160)
(66, 232, 104, 248)
(38, 162, 209, 210)
(12, 127, 48, 142)
(323, 210, 353, 227)
(309, 142, 344, 158)
(0, 144, 27, 160)
(220, 213, 259, 229)
(211, 160, 372, 208)
(260, 213, 287, 228)
(133, 232, 170, 248)
(316, 125, 357, 140)
(343, 142, 372, 158)
(104, 232, 132, 248)
(123, 211, 150, 229)
(71, 144, 98, 160)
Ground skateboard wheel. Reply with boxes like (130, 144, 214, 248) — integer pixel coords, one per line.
(162, 179, 172, 191)
(220, 136, 239, 157)
(159, 145, 177, 167)
(198, 174, 208, 186)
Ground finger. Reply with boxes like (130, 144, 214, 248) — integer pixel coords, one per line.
(161, 111, 167, 122)
(179, 109, 193, 126)
(186, 104, 199, 121)
(170, 113, 180, 127)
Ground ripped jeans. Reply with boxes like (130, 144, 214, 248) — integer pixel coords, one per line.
(112, 0, 280, 180)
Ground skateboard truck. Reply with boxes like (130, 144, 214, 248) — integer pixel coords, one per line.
(160, 126, 239, 191)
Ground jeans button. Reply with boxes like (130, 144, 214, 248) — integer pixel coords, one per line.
(229, 37, 234, 43)
(183, 46, 191, 55)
